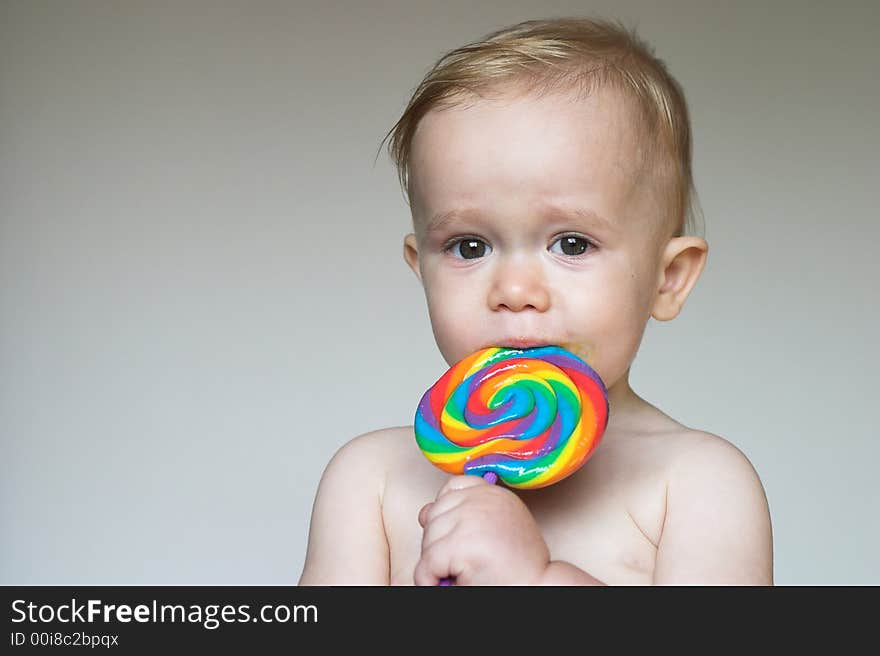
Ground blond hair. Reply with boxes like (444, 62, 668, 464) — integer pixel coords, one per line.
(378, 17, 703, 238)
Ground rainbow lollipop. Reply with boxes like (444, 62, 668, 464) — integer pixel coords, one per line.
(414, 345, 609, 490)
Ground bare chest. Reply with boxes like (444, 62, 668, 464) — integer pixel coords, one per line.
(386, 458, 666, 586)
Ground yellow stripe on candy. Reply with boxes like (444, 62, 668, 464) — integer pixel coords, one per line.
(462, 348, 502, 379)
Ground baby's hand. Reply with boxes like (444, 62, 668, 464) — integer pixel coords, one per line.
(414, 475, 550, 585)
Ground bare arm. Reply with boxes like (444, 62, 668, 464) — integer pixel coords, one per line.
(537, 560, 606, 585)
(653, 434, 774, 585)
(298, 432, 391, 585)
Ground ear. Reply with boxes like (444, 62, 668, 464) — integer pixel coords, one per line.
(651, 236, 709, 321)
(403, 233, 422, 282)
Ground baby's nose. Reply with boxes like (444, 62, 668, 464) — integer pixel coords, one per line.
(487, 255, 550, 312)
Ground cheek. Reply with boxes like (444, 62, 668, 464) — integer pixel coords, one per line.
(422, 273, 482, 363)
(424, 272, 466, 320)
(563, 270, 653, 382)
(592, 254, 657, 318)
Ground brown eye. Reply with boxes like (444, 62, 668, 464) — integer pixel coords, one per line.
(551, 236, 591, 256)
(453, 239, 490, 259)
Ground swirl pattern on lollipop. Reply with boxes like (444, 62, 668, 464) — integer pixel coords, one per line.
(415, 345, 609, 489)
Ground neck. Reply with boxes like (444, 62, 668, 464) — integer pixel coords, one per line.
(603, 369, 646, 431)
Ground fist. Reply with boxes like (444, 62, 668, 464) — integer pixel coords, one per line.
(414, 475, 550, 585)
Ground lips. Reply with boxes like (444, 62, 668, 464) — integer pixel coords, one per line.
(494, 337, 555, 350)
(488, 338, 592, 363)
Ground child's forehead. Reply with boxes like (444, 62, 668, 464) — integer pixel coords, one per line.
(410, 86, 652, 227)
(419, 83, 644, 140)
(415, 87, 646, 175)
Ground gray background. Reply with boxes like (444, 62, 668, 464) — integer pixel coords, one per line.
(2, 0, 877, 585)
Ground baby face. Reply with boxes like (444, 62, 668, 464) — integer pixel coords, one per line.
(404, 85, 671, 392)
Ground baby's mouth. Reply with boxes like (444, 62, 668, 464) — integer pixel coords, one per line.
(490, 338, 593, 362)
(495, 337, 552, 350)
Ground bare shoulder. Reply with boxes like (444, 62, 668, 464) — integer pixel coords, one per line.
(617, 399, 764, 482)
(327, 425, 416, 475)
(318, 424, 441, 513)
(298, 425, 416, 585)
(652, 426, 774, 584)
(313, 425, 425, 509)
(650, 423, 771, 531)
(662, 428, 767, 489)
(325, 426, 413, 480)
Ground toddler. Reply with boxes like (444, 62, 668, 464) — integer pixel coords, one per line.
(299, 17, 773, 585)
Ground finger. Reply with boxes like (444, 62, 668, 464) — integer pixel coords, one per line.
(423, 486, 472, 522)
(426, 479, 503, 524)
(414, 541, 455, 586)
(436, 473, 491, 499)
(420, 489, 464, 527)
(418, 502, 432, 528)
(412, 556, 437, 586)
(420, 507, 458, 552)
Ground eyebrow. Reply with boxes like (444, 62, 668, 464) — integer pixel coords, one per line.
(424, 203, 615, 234)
